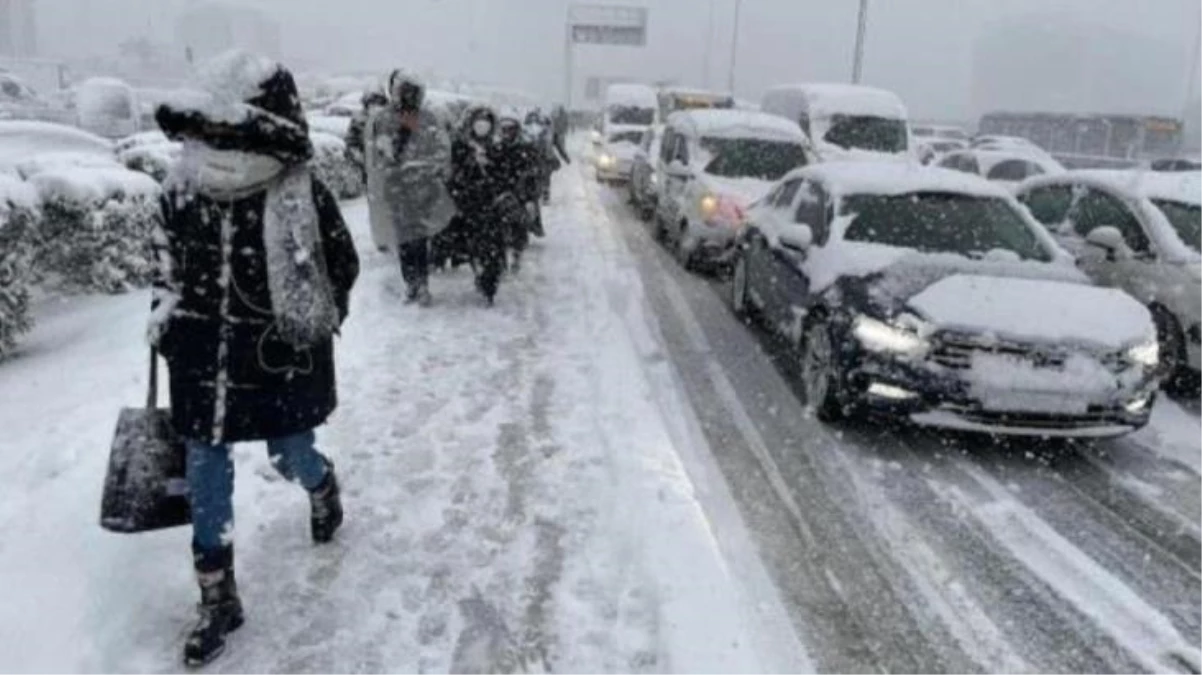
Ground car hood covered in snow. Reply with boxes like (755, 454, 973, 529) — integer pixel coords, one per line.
(858, 256, 1152, 349)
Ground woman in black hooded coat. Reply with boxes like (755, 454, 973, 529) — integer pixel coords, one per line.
(151, 51, 359, 666)
(447, 105, 508, 303)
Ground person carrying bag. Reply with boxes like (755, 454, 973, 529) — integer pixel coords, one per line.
(143, 50, 360, 667)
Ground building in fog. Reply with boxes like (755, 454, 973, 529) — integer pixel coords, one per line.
(972, 12, 1184, 122)
(175, 1, 281, 63)
(0, 0, 38, 58)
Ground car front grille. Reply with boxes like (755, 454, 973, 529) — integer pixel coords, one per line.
(930, 332, 1067, 370)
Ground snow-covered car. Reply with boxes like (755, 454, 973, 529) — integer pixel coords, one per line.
(628, 124, 663, 221)
(75, 77, 141, 139)
(1149, 157, 1202, 173)
(760, 83, 910, 162)
(1015, 170, 1201, 392)
(971, 134, 1051, 155)
(938, 148, 1065, 189)
(306, 113, 352, 139)
(595, 126, 643, 183)
(654, 109, 809, 269)
(915, 138, 968, 165)
(323, 91, 363, 118)
(730, 162, 1160, 437)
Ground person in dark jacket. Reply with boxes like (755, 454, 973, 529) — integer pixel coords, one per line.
(151, 50, 359, 667)
(525, 108, 570, 205)
(494, 114, 541, 271)
(345, 88, 388, 184)
(447, 105, 507, 304)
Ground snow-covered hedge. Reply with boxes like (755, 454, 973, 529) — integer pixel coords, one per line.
(0, 174, 39, 358)
(311, 131, 364, 199)
(28, 167, 161, 293)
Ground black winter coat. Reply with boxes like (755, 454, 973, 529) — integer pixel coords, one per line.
(448, 137, 506, 217)
(154, 177, 359, 444)
(493, 139, 542, 204)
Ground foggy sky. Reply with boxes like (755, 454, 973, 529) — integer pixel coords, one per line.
(31, 0, 1201, 120)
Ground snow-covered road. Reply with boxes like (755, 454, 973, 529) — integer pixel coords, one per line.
(0, 167, 809, 672)
(591, 165, 1202, 673)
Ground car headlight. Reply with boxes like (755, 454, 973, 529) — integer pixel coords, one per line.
(1126, 337, 1159, 368)
(853, 315, 929, 357)
(597, 153, 615, 168)
(699, 194, 719, 216)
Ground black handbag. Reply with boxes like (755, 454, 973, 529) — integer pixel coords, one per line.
(99, 349, 191, 533)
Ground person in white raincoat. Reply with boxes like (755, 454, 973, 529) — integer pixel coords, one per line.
(365, 70, 455, 305)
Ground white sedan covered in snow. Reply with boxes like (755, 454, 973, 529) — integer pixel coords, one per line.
(730, 162, 1161, 438)
(938, 148, 1065, 190)
(594, 126, 645, 183)
(654, 109, 810, 269)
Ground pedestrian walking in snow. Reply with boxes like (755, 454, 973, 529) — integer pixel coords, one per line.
(364, 70, 455, 306)
(526, 108, 570, 206)
(151, 51, 360, 667)
(494, 115, 541, 271)
(345, 88, 388, 189)
(448, 105, 508, 304)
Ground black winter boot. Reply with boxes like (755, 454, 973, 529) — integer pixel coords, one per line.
(184, 545, 244, 668)
(310, 462, 343, 544)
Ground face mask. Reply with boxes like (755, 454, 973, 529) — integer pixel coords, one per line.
(472, 119, 492, 138)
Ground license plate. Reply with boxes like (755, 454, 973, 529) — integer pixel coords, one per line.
(980, 391, 1089, 415)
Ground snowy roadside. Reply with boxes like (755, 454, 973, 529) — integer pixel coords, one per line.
(0, 166, 807, 671)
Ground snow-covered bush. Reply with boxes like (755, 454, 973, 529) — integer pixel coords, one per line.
(28, 167, 161, 293)
(0, 174, 39, 358)
(310, 131, 363, 199)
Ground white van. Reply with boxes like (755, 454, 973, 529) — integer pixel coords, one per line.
(761, 83, 910, 161)
(603, 83, 657, 131)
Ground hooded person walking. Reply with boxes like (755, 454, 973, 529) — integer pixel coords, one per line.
(151, 50, 359, 667)
(447, 104, 507, 304)
(365, 70, 455, 306)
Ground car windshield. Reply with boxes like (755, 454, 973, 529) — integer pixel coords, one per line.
(608, 105, 654, 126)
(823, 114, 908, 153)
(841, 191, 1052, 261)
(699, 137, 806, 180)
(608, 130, 643, 145)
(1152, 199, 1201, 252)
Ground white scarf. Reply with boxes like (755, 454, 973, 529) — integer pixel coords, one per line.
(172, 143, 339, 347)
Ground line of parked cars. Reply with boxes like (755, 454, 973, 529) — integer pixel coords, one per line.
(591, 81, 1200, 440)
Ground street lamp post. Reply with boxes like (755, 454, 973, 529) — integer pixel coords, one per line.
(727, 0, 743, 94)
(851, 0, 869, 83)
(703, 0, 716, 88)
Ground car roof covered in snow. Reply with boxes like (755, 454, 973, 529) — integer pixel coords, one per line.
(605, 83, 657, 107)
(786, 161, 1013, 199)
(763, 83, 907, 119)
(667, 109, 805, 142)
(0, 121, 114, 169)
(1022, 169, 1202, 206)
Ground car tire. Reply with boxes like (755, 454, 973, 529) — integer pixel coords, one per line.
(800, 316, 846, 422)
(731, 250, 756, 321)
(1153, 306, 1198, 398)
(674, 221, 695, 270)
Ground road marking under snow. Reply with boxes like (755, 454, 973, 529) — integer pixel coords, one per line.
(950, 458, 1201, 674)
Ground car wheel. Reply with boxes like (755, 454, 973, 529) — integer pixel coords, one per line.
(674, 222, 695, 270)
(731, 250, 756, 320)
(1153, 306, 1198, 397)
(800, 317, 845, 421)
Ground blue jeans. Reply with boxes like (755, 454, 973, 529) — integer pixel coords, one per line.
(186, 430, 329, 552)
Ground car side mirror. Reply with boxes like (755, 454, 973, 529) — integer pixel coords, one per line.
(1085, 226, 1130, 261)
(779, 224, 814, 253)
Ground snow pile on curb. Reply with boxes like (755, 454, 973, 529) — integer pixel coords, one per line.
(27, 164, 161, 293)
